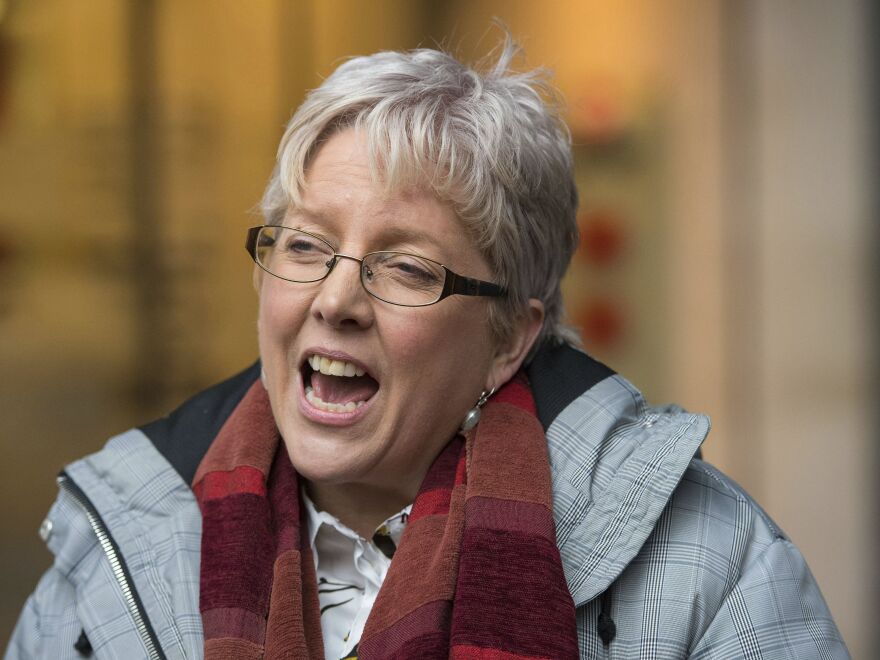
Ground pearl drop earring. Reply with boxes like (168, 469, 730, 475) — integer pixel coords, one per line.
(460, 387, 497, 432)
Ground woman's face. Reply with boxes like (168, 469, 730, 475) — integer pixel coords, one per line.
(257, 128, 510, 496)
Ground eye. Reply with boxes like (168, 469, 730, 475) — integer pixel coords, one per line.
(373, 253, 444, 287)
(286, 237, 319, 253)
(393, 261, 431, 278)
(280, 231, 334, 260)
(391, 258, 438, 282)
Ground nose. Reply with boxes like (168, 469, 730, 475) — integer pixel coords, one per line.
(309, 254, 374, 329)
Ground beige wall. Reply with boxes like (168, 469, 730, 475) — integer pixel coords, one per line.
(751, 1, 873, 652)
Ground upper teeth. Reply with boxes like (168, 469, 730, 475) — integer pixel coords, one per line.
(308, 355, 366, 378)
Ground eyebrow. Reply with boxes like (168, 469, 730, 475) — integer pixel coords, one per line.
(284, 205, 326, 224)
(283, 207, 447, 256)
(372, 225, 444, 253)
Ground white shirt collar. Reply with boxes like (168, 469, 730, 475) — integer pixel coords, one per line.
(300, 487, 412, 660)
(301, 488, 411, 554)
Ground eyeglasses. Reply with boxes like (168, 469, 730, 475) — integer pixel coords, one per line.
(245, 225, 507, 307)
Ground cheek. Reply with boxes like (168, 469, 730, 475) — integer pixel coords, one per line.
(388, 305, 495, 385)
(257, 284, 307, 360)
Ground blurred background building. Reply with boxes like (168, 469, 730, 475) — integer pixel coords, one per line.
(0, 0, 875, 655)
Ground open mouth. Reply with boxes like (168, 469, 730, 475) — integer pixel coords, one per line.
(301, 353, 380, 413)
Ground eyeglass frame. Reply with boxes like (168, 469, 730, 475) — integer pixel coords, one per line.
(245, 225, 507, 307)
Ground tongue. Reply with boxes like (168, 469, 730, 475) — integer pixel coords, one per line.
(311, 372, 379, 404)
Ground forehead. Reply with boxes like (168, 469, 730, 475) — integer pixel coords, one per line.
(301, 129, 440, 212)
(289, 129, 469, 256)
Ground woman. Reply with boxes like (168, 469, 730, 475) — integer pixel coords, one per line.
(7, 37, 847, 659)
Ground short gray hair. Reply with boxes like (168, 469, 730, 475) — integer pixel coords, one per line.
(261, 34, 581, 355)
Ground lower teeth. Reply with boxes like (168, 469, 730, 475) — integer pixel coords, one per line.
(305, 386, 366, 413)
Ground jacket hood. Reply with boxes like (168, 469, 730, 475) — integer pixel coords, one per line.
(525, 344, 710, 606)
(549, 375, 708, 606)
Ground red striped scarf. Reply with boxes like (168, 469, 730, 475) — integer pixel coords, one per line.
(193, 374, 578, 659)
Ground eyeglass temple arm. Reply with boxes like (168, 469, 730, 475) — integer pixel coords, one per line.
(442, 270, 506, 298)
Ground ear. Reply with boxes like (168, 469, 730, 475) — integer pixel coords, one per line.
(486, 299, 545, 391)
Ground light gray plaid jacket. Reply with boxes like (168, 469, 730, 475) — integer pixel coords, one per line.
(6, 367, 848, 659)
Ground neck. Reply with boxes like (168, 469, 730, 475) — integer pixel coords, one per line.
(305, 479, 416, 539)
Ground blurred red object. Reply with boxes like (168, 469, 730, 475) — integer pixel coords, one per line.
(571, 77, 629, 145)
(578, 297, 626, 349)
(578, 209, 626, 266)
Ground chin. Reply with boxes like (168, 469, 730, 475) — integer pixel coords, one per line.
(279, 426, 377, 485)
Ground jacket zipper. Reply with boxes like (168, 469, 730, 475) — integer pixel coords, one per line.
(57, 471, 167, 660)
